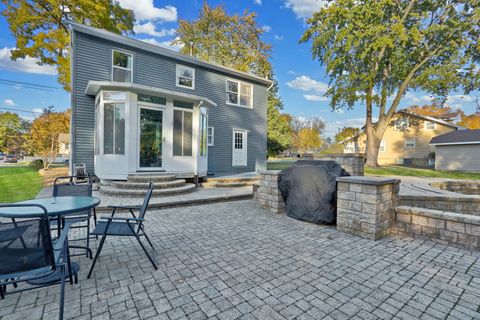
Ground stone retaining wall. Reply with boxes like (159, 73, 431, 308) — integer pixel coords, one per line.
(400, 195, 480, 216)
(336, 176, 400, 240)
(314, 154, 365, 176)
(255, 171, 285, 214)
(392, 206, 480, 250)
(430, 181, 480, 196)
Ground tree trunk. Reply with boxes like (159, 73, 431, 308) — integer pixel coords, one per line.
(365, 126, 380, 167)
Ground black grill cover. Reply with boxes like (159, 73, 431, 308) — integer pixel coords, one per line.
(278, 160, 350, 224)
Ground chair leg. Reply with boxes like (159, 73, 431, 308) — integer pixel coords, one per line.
(93, 208, 98, 239)
(142, 230, 155, 249)
(59, 264, 66, 320)
(87, 234, 107, 279)
(86, 215, 91, 259)
(66, 244, 73, 285)
(135, 234, 158, 270)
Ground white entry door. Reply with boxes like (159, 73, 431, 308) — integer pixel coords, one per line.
(232, 129, 247, 167)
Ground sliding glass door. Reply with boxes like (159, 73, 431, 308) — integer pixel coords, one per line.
(139, 107, 163, 168)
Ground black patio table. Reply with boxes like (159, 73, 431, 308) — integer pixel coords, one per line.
(0, 196, 101, 284)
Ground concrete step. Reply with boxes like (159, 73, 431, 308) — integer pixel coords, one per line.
(127, 174, 176, 183)
(205, 176, 259, 183)
(201, 181, 256, 188)
(111, 179, 186, 190)
(99, 183, 196, 198)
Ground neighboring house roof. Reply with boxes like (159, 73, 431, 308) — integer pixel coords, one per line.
(430, 129, 480, 146)
(397, 110, 464, 129)
(69, 22, 272, 86)
(58, 133, 70, 144)
(85, 81, 217, 107)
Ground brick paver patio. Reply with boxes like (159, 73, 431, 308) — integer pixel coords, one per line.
(2, 200, 480, 320)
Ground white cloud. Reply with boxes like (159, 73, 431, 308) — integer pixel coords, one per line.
(141, 38, 184, 52)
(287, 75, 328, 93)
(0, 47, 57, 75)
(404, 92, 434, 104)
(446, 94, 475, 104)
(304, 94, 328, 102)
(261, 25, 271, 32)
(3, 99, 15, 106)
(254, 0, 262, 4)
(116, 1, 177, 22)
(32, 108, 43, 113)
(133, 22, 176, 37)
(274, 35, 284, 40)
(284, 0, 328, 19)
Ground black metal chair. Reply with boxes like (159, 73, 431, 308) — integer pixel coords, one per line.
(87, 182, 157, 278)
(0, 204, 73, 320)
(53, 176, 96, 258)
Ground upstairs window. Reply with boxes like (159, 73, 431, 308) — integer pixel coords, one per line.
(394, 118, 409, 131)
(176, 65, 195, 89)
(226, 80, 253, 108)
(405, 139, 415, 149)
(112, 50, 133, 82)
(424, 121, 436, 130)
(379, 140, 386, 152)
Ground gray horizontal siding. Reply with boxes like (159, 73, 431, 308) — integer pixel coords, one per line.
(72, 31, 267, 174)
(435, 144, 480, 172)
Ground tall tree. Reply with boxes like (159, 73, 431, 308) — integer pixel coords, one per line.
(1, 0, 135, 90)
(458, 113, 480, 129)
(27, 108, 70, 169)
(295, 128, 323, 153)
(301, 0, 479, 167)
(334, 127, 360, 144)
(175, 2, 290, 155)
(0, 112, 29, 154)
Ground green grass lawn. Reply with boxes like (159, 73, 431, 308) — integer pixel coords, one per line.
(267, 160, 480, 181)
(365, 166, 480, 180)
(0, 165, 43, 203)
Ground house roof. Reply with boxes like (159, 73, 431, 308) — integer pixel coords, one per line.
(398, 110, 464, 129)
(85, 81, 217, 107)
(430, 130, 480, 146)
(69, 22, 272, 86)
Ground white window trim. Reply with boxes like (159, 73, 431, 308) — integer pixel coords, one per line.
(172, 108, 194, 158)
(232, 129, 248, 167)
(379, 140, 386, 153)
(424, 121, 436, 130)
(112, 49, 133, 83)
(395, 118, 409, 131)
(226, 79, 253, 109)
(405, 139, 416, 149)
(176, 64, 195, 90)
(207, 126, 214, 146)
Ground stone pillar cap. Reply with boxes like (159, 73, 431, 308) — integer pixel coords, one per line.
(336, 176, 400, 185)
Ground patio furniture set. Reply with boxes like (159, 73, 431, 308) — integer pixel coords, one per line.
(0, 176, 157, 320)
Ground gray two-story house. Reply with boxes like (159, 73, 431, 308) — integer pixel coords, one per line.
(69, 23, 270, 180)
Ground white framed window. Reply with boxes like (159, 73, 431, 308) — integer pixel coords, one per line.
(226, 79, 253, 108)
(405, 139, 415, 149)
(176, 64, 195, 89)
(395, 117, 409, 131)
(424, 121, 436, 130)
(379, 140, 386, 152)
(200, 113, 208, 156)
(173, 109, 193, 156)
(103, 103, 125, 154)
(112, 50, 133, 82)
(207, 127, 214, 146)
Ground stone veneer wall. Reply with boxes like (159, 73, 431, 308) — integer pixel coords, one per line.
(400, 195, 480, 216)
(336, 176, 400, 240)
(392, 206, 480, 250)
(314, 154, 365, 176)
(255, 171, 285, 214)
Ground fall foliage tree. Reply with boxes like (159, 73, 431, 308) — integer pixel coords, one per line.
(295, 128, 323, 153)
(406, 104, 463, 118)
(458, 114, 480, 129)
(28, 108, 70, 169)
(1, 0, 135, 90)
(334, 127, 360, 144)
(301, 0, 480, 167)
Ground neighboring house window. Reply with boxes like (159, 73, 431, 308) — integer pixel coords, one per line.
(344, 142, 358, 153)
(226, 79, 253, 108)
(424, 121, 436, 130)
(207, 127, 214, 146)
(63, 143, 69, 150)
(200, 114, 208, 156)
(395, 117, 409, 131)
(104, 103, 125, 154)
(173, 109, 193, 156)
(405, 139, 415, 149)
(379, 140, 386, 152)
(176, 65, 195, 89)
(112, 50, 133, 82)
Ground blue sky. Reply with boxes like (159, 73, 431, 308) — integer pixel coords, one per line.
(0, 0, 478, 137)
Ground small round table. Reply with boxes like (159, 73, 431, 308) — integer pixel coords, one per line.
(0, 196, 101, 218)
(0, 196, 101, 285)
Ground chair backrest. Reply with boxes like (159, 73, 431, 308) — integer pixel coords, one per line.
(136, 182, 154, 234)
(0, 204, 55, 278)
(53, 176, 93, 197)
